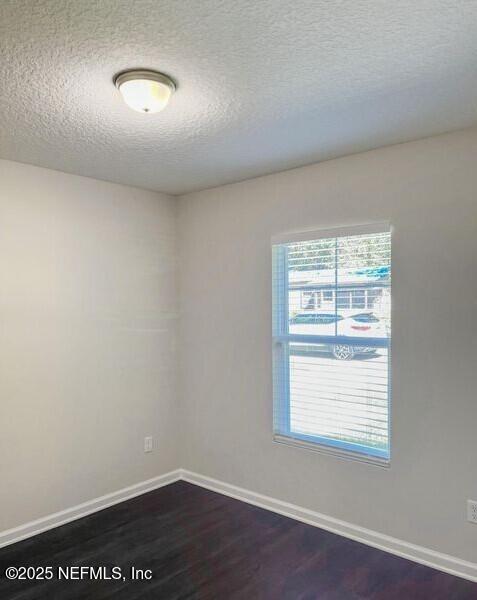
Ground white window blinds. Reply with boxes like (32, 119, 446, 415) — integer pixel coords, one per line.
(272, 225, 391, 462)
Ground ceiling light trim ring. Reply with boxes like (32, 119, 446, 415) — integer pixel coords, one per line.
(113, 69, 176, 92)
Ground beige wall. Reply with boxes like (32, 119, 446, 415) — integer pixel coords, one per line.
(2, 128, 477, 563)
(178, 128, 477, 563)
(0, 160, 178, 530)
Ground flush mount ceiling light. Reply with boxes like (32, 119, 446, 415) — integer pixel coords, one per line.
(114, 69, 176, 114)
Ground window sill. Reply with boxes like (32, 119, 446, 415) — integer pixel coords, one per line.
(273, 434, 391, 468)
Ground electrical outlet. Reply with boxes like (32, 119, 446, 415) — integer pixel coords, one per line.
(144, 436, 153, 453)
(467, 500, 477, 524)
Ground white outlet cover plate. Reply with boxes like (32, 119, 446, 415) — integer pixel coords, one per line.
(144, 437, 153, 453)
(467, 499, 477, 524)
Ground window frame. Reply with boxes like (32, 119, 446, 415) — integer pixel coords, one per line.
(272, 223, 392, 467)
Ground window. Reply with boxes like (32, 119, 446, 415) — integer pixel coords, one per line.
(336, 289, 351, 309)
(272, 224, 391, 463)
(301, 290, 321, 309)
(367, 288, 382, 309)
(351, 289, 366, 309)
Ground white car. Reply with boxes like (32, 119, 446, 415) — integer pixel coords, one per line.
(288, 311, 387, 359)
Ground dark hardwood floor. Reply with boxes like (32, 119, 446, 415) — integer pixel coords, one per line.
(0, 481, 475, 599)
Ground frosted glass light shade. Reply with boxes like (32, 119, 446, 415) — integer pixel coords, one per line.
(114, 70, 175, 114)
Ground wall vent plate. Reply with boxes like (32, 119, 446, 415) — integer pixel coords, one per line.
(467, 500, 477, 524)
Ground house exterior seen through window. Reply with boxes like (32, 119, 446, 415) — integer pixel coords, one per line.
(272, 224, 391, 463)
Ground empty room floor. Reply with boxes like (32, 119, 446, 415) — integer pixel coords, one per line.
(0, 482, 475, 600)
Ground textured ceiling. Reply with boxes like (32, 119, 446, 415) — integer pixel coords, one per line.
(1, 0, 477, 195)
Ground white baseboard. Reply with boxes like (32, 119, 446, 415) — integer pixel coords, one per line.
(0, 469, 181, 549)
(1, 467, 476, 583)
(181, 469, 477, 583)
